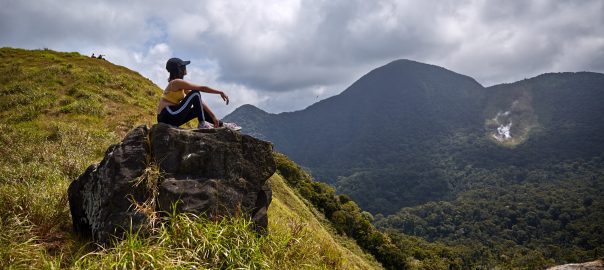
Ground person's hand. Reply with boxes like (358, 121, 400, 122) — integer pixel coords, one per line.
(213, 119, 220, 128)
(220, 91, 229, 105)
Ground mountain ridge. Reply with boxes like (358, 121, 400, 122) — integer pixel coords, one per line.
(226, 58, 488, 171)
(225, 60, 604, 181)
(225, 58, 604, 267)
(231, 70, 603, 118)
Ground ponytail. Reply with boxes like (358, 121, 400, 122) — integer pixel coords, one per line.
(168, 72, 179, 82)
(168, 66, 186, 82)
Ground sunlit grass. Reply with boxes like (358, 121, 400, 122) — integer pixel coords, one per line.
(75, 213, 267, 269)
(0, 48, 381, 269)
(72, 175, 378, 269)
(268, 174, 382, 269)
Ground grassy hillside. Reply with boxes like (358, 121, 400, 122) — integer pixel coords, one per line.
(0, 48, 381, 269)
(68, 174, 383, 269)
(0, 48, 163, 268)
(267, 173, 382, 269)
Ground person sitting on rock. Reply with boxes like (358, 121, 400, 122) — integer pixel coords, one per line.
(156, 57, 241, 130)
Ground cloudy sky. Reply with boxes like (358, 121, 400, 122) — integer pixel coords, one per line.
(1, 0, 603, 116)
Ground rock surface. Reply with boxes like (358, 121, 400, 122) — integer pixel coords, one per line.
(68, 123, 275, 244)
(547, 260, 604, 270)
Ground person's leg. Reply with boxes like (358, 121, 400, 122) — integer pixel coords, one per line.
(158, 105, 194, 127)
(183, 94, 222, 127)
(200, 100, 223, 127)
(181, 106, 224, 127)
(159, 91, 213, 127)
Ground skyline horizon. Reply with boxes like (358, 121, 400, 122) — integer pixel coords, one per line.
(2, 1, 602, 116)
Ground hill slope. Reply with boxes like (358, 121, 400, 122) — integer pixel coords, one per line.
(0, 48, 382, 269)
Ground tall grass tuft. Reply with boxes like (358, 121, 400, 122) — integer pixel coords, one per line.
(0, 214, 56, 269)
(73, 208, 350, 269)
(130, 164, 163, 228)
(75, 212, 269, 269)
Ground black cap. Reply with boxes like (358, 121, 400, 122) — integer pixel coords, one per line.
(166, 58, 191, 73)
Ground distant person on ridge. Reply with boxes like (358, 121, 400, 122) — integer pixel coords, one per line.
(91, 53, 95, 58)
(156, 57, 241, 130)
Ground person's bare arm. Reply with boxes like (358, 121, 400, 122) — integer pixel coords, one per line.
(170, 79, 229, 105)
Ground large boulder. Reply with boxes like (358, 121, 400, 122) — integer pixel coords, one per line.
(68, 123, 275, 244)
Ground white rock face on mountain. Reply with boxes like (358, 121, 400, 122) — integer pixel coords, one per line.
(547, 259, 604, 270)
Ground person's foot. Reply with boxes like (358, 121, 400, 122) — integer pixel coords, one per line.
(222, 122, 242, 131)
(198, 121, 214, 129)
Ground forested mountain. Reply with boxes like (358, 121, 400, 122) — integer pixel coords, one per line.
(225, 59, 604, 266)
(226, 60, 487, 212)
(226, 60, 604, 213)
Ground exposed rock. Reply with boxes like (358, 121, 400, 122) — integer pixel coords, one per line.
(68, 123, 275, 244)
(547, 260, 604, 270)
(67, 125, 151, 243)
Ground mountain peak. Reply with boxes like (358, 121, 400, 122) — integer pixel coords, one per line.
(369, 59, 482, 86)
(232, 104, 269, 115)
(332, 59, 485, 118)
(385, 58, 432, 67)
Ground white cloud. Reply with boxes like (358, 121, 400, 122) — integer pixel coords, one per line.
(427, 0, 604, 86)
(167, 14, 210, 46)
(85, 43, 173, 90)
(184, 64, 270, 117)
(1, 0, 603, 114)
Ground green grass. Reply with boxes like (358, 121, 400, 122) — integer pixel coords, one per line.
(70, 174, 381, 269)
(75, 214, 268, 269)
(268, 173, 382, 269)
(0, 48, 381, 269)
